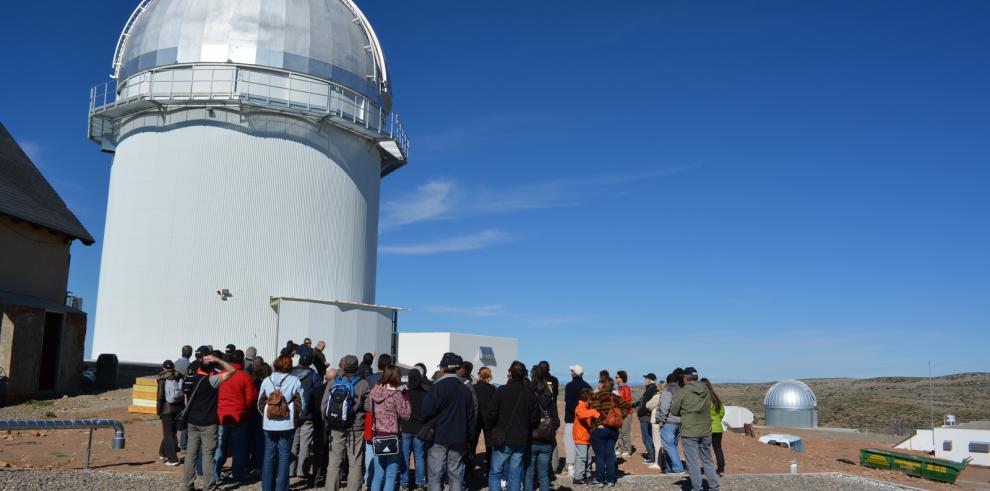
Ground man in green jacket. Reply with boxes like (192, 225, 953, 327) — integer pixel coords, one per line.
(671, 367, 720, 491)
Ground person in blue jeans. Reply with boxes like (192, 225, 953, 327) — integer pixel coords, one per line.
(489, 446, 527, 491)
(399, 369, 429, 488)
(657, 372, 685, 474)
(586, 377, 631, 486)
(258, 355, 304, 491)
(525, 366, 560, 491)
(486, 361, 540, 491)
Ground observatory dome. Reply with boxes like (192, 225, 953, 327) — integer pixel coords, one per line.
(764, 380, 817, 409)
(114, 0, 389, 104)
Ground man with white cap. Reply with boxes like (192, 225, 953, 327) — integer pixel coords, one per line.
(563, 364, 591, 477)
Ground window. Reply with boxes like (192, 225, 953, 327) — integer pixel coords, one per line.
(943, 440, 952, 451)
(479, 346, 497, 367)
(969, 442, 990, 453)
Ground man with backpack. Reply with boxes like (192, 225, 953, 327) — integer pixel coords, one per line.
(214, 350, 257, 484)
(421, 353, 476, 491)
(181, 352, 236, 491)
(289, 346, 321, 482)
(322, 355, 370, 491)
(157, 360, 184, 466)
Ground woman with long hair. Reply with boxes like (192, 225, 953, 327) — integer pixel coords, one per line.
(258, 355, 303, 491)
(587, 377, 631, 486)
(701, 378, 725, 476)
(399, 367, 429, 490)
(525, 366, 560, 491)
(473, 366, 497, 474)
(366, 365, 411, 491)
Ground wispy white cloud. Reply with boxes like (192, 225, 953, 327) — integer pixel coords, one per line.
(425, 303, 582, 328)
(379, 229, 514, 255)
(380, 166, 696, 231)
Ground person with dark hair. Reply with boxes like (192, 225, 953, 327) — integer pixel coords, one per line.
(486, 360, 539, 491)
(457, 360, 481, 477)
(245, 347, 258, 374)
(587, 376, 631, 487)
(671, 368, 719, 491)
(214, 349, 257, 484)
(563, 364, 590, 478)
(536, 361, 562, 474)
(250, 358, 272, 475)
(289, 346, 322, 482)
(657, 372, 685, 475)
(258, 355, 304, 491)
(323, 355, 371, 491)
(156, 359, 183, 466)
(421, 353, 475, 491)
(615, 370, 634, 457)
(358, 353, 375, 379)
(472, 366, 496, 475)
(635, 373, 659, 466)
(176, 346, 193, 376)
(182, 353, 237, 491)
(366, 366, 411, 491)
(571, 387, 597, 485)
(364, 353, 394, 484)
(399, 367, 430, 490)
(700, 378, 725, 477)
(525, 365, 560, 491)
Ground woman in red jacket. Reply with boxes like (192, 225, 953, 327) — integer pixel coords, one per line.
(615, 370, 634, 457)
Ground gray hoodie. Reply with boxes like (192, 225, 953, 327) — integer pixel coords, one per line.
(656, 384, 681, 426)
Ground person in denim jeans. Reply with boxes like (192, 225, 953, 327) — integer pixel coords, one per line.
(486, 361, 539, 491)
(366, 366, 411, 491)
(670, 368, 718, 491)
(524, 366, 559, 491)
(586, 377, 631, 486)
(657, 372, 685, 474)
(399, 369, 429, 489)
(258, 355, 303, 491)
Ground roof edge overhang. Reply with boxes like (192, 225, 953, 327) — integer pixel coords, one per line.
(269, 295, 407, 312)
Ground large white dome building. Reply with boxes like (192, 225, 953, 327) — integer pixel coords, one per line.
(88, 0, 409, 364)
(764, 380, 819, 428)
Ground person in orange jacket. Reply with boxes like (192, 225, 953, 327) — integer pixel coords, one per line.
(572, 387, 598, 485)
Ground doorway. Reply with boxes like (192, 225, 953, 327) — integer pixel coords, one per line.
(37, 312, 62, 391)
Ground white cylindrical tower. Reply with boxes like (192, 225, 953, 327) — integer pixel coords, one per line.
(88, 0, 408, 363)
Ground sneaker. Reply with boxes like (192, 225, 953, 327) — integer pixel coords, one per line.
(643, 458, 656, 464)
(165, 460, 180, 467)
(647, 463, 661, 470)
(567, 464, 575, 478)
(605, 483, 616, 488)
(587, 480, 604, 487)
(158, 455, 167, 461)
(669, 471, 688, 476)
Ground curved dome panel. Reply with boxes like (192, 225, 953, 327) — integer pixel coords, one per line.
(115, 0, 387, 104)
(764, 380, 817, 409)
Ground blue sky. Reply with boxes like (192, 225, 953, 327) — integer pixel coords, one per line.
(2, 1, 988, 382)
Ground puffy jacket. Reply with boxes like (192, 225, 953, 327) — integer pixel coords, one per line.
(670, 381, 712, 438)
(366, 385, 411, 436)
(657, 384, 681, 426)
(217, 364, 258, 424)
(587, 391, 630, 430)
(156, 369, 183, 416)
(572, 400, 598, 445)
(711, 402, 725, 433)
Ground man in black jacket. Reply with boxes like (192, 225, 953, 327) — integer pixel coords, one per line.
(563, 364, 591, 477)
(485, 360, 539, 491)
(422, 353, 475, 491)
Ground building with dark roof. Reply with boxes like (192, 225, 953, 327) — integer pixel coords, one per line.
(0, 122, 93, 400)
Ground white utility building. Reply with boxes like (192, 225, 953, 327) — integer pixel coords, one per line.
(398, 333, 518, 376)
(88, 0, 409, 363)
(896, 420, 990, 466)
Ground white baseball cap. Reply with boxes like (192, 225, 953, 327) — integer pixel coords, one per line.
(569, 364, 584, 376)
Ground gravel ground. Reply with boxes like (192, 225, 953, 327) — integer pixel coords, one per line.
(0, 469, 924, 490)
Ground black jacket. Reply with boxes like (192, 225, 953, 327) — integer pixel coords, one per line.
(485, 379, 540, 447)
(474, 381, 496, 421)
(547, 374, 561, 400)
(636, 383, 659, 421)
(564, 375, 591, 423)
(400, 369, 429, 435)
(532, 391, 561, 443)
(422, 374, 476, 446)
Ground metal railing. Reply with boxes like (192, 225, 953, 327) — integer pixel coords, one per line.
(0, 419, 125, 469)
(89, 64, 409, 160)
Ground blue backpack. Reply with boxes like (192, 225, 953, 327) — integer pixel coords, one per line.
(325, 375, 361, 429)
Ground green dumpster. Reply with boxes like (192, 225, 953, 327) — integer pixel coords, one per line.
(860, 447, 970, 484)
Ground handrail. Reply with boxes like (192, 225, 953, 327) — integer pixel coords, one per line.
(0, 419, 125, 468)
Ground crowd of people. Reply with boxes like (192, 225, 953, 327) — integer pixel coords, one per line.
(156, 341, 725, 491)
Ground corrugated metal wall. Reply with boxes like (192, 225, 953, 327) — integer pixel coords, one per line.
(92, 113, 382, 363)
(275, 299, 392, 368)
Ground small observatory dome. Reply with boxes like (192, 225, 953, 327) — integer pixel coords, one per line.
(764, 380, 818, 428)
(114, 0, 389, 106)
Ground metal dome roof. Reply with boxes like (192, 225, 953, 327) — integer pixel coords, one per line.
(763, 380, 817, 409)
(112, 0, 390, 105)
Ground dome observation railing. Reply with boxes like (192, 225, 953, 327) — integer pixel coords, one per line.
(88, 63, 409, 172)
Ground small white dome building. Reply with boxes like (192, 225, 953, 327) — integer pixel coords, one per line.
(764, 380, 818, 428)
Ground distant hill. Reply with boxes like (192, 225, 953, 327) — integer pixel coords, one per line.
(713, 372, 990, 435)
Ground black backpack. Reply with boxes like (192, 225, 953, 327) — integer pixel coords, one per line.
(325, 375, 362, 429)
